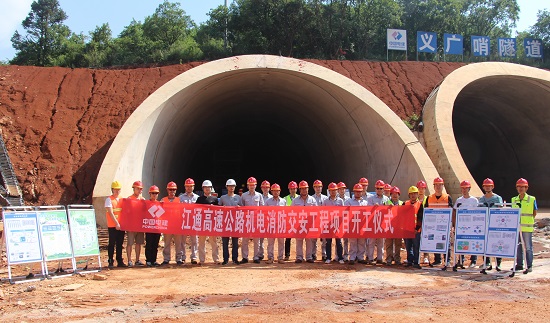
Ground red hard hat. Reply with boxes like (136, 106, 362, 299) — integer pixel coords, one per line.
(184, 178, 195, 186)
(433, 177, 444, 184)
(271, 183, 281, 191)
(516, 178, 529, 187)
(288, 181, 298, 189)
(313, 180, 323, 187)
(359, 177, 369, 186)
(383, 183, 392, 191)
(460, 180, 471, 188)
(328, 182, 338, 190)
(247, 177, 257, 185)
(337, 182, 347, 189)
(390, 186, 401, 195)
(416, 180, 427, 188)
(353, 183, 364, 192)
(482, 178, 494, 186)
(299, 180, 309, 189)
(375, 180, 385, 188)
(167, 181, 177, 189)
(149, 185, 160, 193)
(132, 180, 143, 189)
(261, 180, 271, 188)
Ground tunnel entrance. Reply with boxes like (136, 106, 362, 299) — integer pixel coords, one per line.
(453, 76, 550, 205)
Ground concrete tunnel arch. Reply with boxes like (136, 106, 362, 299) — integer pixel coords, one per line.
(92, 55, 441, 226)
(423, 62, 550, 205)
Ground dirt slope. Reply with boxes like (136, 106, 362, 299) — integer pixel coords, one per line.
(0, 60, 463, 206)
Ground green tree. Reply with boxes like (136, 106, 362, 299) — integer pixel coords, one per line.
(528, 9, 550, 55)
(196, 5, 231, 59)
(112, 20, 154, 65)
(84, 23, 114, 67)
(11, 0, 69, 66)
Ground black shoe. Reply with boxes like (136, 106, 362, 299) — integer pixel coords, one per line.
(176, 260, 183, 265)
(284, 256, 290, 261)
(295, 259, 303, 263)
(349, 260, 355, 265)
(191, 260, 197, 264)
(161, 260, 170, 265)
(253, 259, 260, 264)
(108, 260, 114, 269)
(358, 260, 369, 264)
(153, 262, 161, 267)
(430, 261, 442, 266)
(513, 265, 524, 271)
(26, 272, 35, 279)
(306, 259, 315, 263)
(55, 268, 65, 273)
(240, 258, 248, 264)
(322, 256, 327, 261)
(413, 264, 422, 269)
(312, 255, 317, 261)
(117, 262, 128, 268)
(486, 265, 492, 271)
(405, 263, 412, 267)
(259, 256, 265, 260)
(233, 260, 240, 265)
(222, 261, 228, 265)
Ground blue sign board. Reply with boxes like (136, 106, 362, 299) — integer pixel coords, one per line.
(454, 208, 487, 255)
(498, 38, 517, 57)
(485, 208, 520, 258)
(420, 208, 452, 253)
(444, 33, 463, 55)
(524, 38, 544, 58)
(417, 31, 437, 53)
(471, 36, 490, 57)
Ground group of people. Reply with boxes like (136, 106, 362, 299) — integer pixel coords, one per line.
(104, 176, 537, 273)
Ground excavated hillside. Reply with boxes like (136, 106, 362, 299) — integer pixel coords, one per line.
(0, 60, 464, 206)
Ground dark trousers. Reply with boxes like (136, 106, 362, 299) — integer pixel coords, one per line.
(285, 238, 292, 257)
(486, 257, 502, 266)
(325, 238, 343, 261)
(108, 227, 125, 263)
(405, 233, 421, 265)
(145, 233, 161, 264)
(222, 237, 239, 262)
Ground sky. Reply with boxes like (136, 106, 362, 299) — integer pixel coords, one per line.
(0, 0, 546, 62)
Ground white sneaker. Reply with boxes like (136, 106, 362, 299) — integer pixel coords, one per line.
(325, 259, 331, 264)
(423, 257, 429, 264)
(339, 260, 345, 264)
(468, 263, 476, 268)
(128, 261, 134, 267)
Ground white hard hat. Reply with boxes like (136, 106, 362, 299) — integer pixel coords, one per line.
(202, 180, 213, 187)
(226, 179, 236, 186)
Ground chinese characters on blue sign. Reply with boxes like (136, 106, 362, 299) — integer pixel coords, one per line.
(524, 39, 543, 59)
(471, 36, 490, 57)
(417, 31, 437, 53)
(498, 38, 517, 57)
(444, 34, 463, 55)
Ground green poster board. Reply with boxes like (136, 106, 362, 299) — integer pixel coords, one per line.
(67, 208, 100, 257)
(37, 209, 73, 261)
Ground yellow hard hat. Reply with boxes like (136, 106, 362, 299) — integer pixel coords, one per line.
(111, 181, 122, 189)
(408, 186, 419, 194)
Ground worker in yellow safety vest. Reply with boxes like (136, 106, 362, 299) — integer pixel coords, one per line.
(512, 178, 537, 273)
(105, 180, 126, 268)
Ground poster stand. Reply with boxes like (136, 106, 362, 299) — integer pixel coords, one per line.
(452, 207, 488, 272)
(2, 206, 47, 284)
(420, 207, 453, 270)
(67, 205, 102, 274)
(483, 205, 521, 277)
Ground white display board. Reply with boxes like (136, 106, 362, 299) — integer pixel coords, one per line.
(2, 211, 43, 264)
(485, 208, 521, 259)
(454, 208, 487, 255)
(37, 208, 73, 261)
(420, 208, 452, 253)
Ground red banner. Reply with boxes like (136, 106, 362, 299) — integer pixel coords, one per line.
(119, 199, 415, 238)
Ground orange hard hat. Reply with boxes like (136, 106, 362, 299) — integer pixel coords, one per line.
(416, 180, 427, 188)
(313, 180, 323, 187)
(247, 177, 257, 185)
(337, 182, 347, 189)
(390, 186, 401, 195)
(359, 177, 369, 186)
(261, 180, 271, 188)
(383, 183, 392, 191)
(271, 183, 281, 191)
(353, 183, 364, 192)
(149, 185, 160, 193)
(482, 178, 494, 186)
(184, 178, 195, 186)
(299, 180, 309, 189)
(132, 180, 143, 189)
(433, 177, 444, 184)
(167, 181, 177, 189)
(328, 182, 338, 190)
(288, 181, 298, 189)
(375, 180, 385, 188)
(460, 180, 471, 188)
(516, 178, 529, 187)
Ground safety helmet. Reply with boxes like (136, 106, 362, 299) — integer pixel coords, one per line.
(375, 180, 385, 188)
(359, 177, 369, 186)
(288, 181, 298, 189)
(416, 180, 427, 188)
(433, 177, 444, 184)
(261, 180, 270, 188)
(132, 181, 143, 189)
(202, 180, 213, 187)
(390, 186, 401, 195)
(184, 178, 195, 186)
(149, 185, 160, 193)
(226, 179, 236, 186)
(111, 181, 122, 189)
(313, 180, 323, 187)
(328, 182, 338, 191)
(516, 178, 529, 187)
(408, 186, 419, 194)
(460, 180, 471, 188)
(337, 182, 347, 189)
(482, 178, 494, 186)
(271, 183, 281, 191)
(353, 183, 363, 192)
(167, 181, 177, 190)
(383, 183, 392, 191)
(247, 177, 257, 185)
(299, 180, 309, 189)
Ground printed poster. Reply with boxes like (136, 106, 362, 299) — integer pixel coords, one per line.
(454, 208, 487, 255)
(485, 208, 520, 258)
(2, 211, 43, 264)
(420, 208, 452, 253)
(67, 208, 100, 257)
(37, 209, 73, 261)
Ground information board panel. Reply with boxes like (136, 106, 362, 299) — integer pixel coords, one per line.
(37, 208, 73, 261)
(454, 208, 487, 255)
(67, 207, 100, 257)
(3, 211, 43, 264)
(485, 208, 520, 259)
(420, 208, 452, 253)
